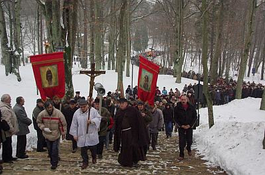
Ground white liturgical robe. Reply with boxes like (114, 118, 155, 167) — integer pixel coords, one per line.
(69, 107, 101, 147)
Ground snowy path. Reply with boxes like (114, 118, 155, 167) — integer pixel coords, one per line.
(2, 132, 226, 175)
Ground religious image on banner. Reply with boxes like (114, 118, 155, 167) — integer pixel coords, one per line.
(137, 56, 159, 105)
(40, 65, 59, 88)
(30, 52, 65, 100)
(139, 68, 153, 92)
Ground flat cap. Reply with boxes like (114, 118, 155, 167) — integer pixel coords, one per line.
(78, 99, 88, 105)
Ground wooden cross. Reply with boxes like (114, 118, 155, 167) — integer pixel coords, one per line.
(80, 63, 106, 99)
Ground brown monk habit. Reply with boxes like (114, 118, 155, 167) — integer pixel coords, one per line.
(114, 106, 149, 167)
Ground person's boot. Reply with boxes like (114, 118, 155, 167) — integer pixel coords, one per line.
(177, 157, 184, 161)
(51, 165, 57, 170)
(92, 157, 97, 164)
(81, 162, 88, 169)
(98, 154, 103, 159)
(188, 151, 192, 156)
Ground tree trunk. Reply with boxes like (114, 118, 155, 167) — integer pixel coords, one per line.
(108, 0, 116, 70)
(62, 0, 78, 98)
(81, 0, 88, 68)
(38, 0, 60, 53)
(235, 0, 256, 99)
(37, 5, 43, 55)
(247, 13, 263, 77)
(259, 35, 265, 80)
(202, 0, 214, 128)
(0, 2, 11, 75)
(125, 0, 131, 77)
(219, 49, 226, 77)
(211, 1, 224, 85)
(0, 1, 21, 81)
(209, 2, 216, 75)
(14, 0, 22, 63)
(8, 2, 13, 51)
(95, 0, 102, 70)
(174, 0, 184, 83)
(37, 0, 78, 98)
(116, 0, 127, 98)
(260, 54, 265, 80)
(225, 50, 232, 82)
(89, 0, 95, 63)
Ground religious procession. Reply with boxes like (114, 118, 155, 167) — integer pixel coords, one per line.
(1, 0, 265, 175)
(0, 54, 226, 174)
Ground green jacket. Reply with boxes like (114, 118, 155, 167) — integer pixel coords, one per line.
(139, 108, 152, 126)
(98, 107, 110, 136)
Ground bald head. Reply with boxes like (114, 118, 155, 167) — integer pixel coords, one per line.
(1, 94, 11, 104)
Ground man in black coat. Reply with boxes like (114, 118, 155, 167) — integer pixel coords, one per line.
(32, 99, 46, 152)
(174, 95, 197, 160)
(0, 110, 10, 174)
(62, 99, 78, 153)
(13, 96, 32, 159)
(114, 98, 148, 167)
(162, 103, 174, 138)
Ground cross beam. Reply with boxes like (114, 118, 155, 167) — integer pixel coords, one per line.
(80, 63, 105, 100)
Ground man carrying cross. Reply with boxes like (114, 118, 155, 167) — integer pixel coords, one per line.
(69, 99, 101, 169)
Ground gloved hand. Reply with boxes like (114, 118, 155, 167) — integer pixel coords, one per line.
(43, 128, 52, 133)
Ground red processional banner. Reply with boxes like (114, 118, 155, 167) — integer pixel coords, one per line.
(30, 52, 65, 101)
(137, 55, 160, 105)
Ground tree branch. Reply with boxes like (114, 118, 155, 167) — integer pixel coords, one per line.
(184, 11, 200, 20)
(156, 0, 175, 27)
(131, 9, 159, 23)
(130, 0, 144, 14)
(35, 0, 45, 14)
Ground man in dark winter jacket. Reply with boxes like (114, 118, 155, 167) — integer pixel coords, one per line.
(93, 98, 110, 159)
(13, 96, 32, 159)
(174, 95, 197, 161)
(32, 99, 46, 152)
(105, 98, 115, 145)
(162, 103, 174, 138)
(136, 101, 152, 155)
(62, 99, 78, 153)
(0, 110, 10, 174)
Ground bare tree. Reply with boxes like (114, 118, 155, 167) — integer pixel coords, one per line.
(201, 0, 214, 128)
(0, 0, 21, 81)
(37, 0, 78, 98)
(235, 0, 257, 99)
(116, 0, 127, 98)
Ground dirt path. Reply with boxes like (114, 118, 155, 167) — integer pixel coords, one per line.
(2, 132, 226, 175)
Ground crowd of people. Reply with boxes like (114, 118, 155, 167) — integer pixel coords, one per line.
(124, 78, 264, 109)
(0, 76, 263, 172)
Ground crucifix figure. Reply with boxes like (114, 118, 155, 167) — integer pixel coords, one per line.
(80, 63, 106, 100)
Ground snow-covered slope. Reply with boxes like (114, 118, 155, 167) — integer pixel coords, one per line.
(0, 64, 264, 175)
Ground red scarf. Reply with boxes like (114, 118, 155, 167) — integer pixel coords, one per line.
(182, 103, 188, 110)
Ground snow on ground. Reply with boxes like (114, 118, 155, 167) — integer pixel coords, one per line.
(0, 63, 264, 175)
(194, 98, 265, 175)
